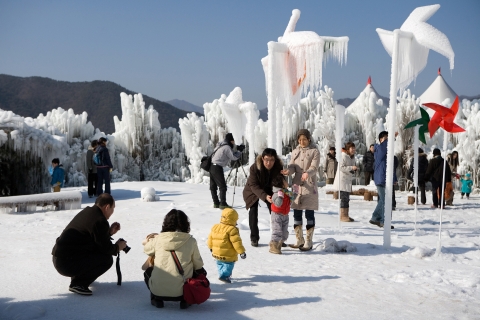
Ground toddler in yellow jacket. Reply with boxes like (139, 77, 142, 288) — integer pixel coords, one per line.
(207, 208, 246, 283)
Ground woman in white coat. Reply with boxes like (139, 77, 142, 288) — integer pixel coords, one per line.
(333, 142, 357, 222)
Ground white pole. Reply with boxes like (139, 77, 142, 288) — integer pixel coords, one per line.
(335, 105, 345, 229)
(383, 29, 400, 248)
(435, 132, 449, 256)
(267, 42, 277, 149)
(413, 125, 419, 230)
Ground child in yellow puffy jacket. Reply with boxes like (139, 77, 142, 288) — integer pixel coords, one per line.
(207, 208, 246, 283)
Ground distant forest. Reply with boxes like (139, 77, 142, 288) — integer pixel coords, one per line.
(0, 74, 196, 133)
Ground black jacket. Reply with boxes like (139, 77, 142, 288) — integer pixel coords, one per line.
(407, 153, 428, 183)
(425, 156, 452, 184)
(363, 151, 375, 173)
(96, 145, 113, 168)
(243, 155, 283, 210)
(52, 206, 119, 259)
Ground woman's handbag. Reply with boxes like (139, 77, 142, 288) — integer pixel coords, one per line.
(170, 251, 210, 304)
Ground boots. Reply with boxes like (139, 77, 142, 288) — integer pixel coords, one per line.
(219, 189, 231, 209)
(269, 241, 282, 254)
(299, 226, 314, 251)
(289, 225, 305, 248)
(340, 208, 354, 222)
(211, 190, 220, 208)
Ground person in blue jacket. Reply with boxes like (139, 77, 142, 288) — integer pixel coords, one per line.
(369, 131, 397, 229)
(51, 158, 65, 192)
(460, 173, 473, 199)
(95, 137, 114, 196)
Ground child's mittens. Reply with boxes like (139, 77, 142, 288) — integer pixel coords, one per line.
(240, 252, 246, 259)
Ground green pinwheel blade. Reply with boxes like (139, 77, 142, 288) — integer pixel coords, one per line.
(404, 118, 423, 129)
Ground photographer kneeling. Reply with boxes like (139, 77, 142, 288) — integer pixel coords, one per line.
(52, 193, 127, 295)
(209, 133, 244, 209)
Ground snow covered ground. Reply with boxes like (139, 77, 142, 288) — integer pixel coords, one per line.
(1, 181, 479, 319)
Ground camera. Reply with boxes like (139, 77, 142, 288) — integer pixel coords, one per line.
(118, 238, 131, 253)
(237, 144, 246, 152)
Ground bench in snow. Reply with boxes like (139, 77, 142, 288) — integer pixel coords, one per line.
(0, 191, 82, 213)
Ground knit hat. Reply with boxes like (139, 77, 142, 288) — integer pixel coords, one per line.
(225, 133, 234, 142)
(466, 173, 471, 177)
(297, 129, 311, 141)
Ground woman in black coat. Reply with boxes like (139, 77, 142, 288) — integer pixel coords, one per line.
(407, 148, 429, 205)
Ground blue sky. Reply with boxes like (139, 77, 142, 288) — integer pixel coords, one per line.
(1, 0, 479, 110)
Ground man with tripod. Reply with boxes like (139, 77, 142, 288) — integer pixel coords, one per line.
(210, 133, 245, 209)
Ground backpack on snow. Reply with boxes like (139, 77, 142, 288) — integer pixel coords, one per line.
(93, 151, 103, 166)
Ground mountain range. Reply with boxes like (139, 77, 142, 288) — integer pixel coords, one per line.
(0, 74, 197, 134)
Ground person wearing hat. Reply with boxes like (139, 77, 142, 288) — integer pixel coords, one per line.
(425, 148, 451, 208)
(209, 133, 243, 209)
(324, 146, 338, 185)
(407, 148, 429, 205)
(95, 137, 114, 196)
(363, 144, 375, 186)
(460, 173, 473, 199)
(285, 129, 320, 251)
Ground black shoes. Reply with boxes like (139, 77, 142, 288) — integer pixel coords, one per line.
(281, 242, 287, 248)
(180, 300, 189, 309)
(151, 298, 164, 308)
(251, 240, 258, 247)
(69, 285, 92, 295)
(369, 220, 381, 227)
(219, 276, 232, 283)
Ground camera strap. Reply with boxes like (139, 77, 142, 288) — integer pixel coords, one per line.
(116, 252, 122, 286)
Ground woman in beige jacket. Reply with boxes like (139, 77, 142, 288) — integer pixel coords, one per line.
(143, 209, 206, 309)
(333, 142, 357, 222)
(285, 129, 320, 251)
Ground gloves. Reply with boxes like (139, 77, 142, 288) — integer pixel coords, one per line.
(237, 144, 246, 152)
(240, 252, 246, 259)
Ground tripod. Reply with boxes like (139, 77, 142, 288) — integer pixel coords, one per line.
(226, 153, 248, 207)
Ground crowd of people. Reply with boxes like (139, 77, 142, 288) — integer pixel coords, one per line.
(50, 129, 473, 310)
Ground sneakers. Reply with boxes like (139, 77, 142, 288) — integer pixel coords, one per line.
(219, 203, 232, 209)
(69, 285, 92, 295)
(213, 203, 220, 208)
(251, 240, 258, 247)
(219, 276, 232, 283)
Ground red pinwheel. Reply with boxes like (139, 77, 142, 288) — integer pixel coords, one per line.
(423, 96, 465, 137)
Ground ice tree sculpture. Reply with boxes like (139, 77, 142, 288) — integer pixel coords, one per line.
(376, 4, 454, 247)
(456, 99, 480, 187)
(112, 93, 184, 182)
(219, 87, 260, 165)
(203, 95, 229, 151)
(178, 112, 209, 184)
(261, 9, 348, 154)
(346, 77, 387, 154)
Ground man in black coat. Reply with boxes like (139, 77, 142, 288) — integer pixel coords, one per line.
(425, 148, 451, 208)
(52, 193, 127, 295)
(407, 148, 429, 205)
(242, 148, 283, 247)
(363, 144, 375, 185)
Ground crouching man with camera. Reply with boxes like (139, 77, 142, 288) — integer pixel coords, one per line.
(52, 193, 127, 295)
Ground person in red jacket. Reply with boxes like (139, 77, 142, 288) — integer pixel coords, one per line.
(269, 175, 292, 254)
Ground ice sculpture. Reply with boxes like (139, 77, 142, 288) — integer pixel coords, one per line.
(261, 9, 348, 153)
